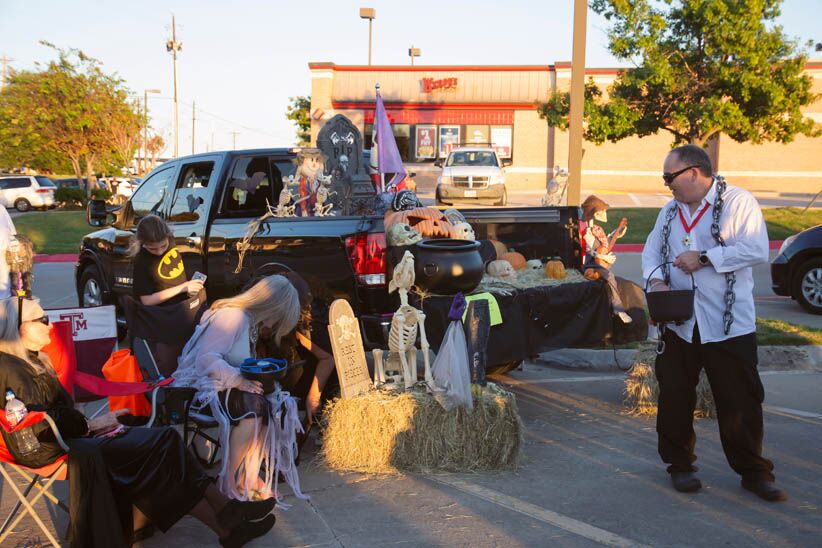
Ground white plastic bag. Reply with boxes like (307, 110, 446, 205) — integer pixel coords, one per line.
(431, 320, 473, 411)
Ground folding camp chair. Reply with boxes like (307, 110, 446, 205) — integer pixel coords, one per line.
(131, 337, 221, 466)
(0, 412, 70, 547)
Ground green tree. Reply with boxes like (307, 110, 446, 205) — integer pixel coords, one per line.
(0, 43, 139, 193)
(286, 95, 311, 146)
(539, 0, 819, 148)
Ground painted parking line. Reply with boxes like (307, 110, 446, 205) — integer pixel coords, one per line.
(628, 193, 642, 206)
(764, 405, 822, 420)
(432, 476, 650, 548)
(503, 374, 625, 385)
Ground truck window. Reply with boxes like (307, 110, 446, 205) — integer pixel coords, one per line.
(130, 166, 174, 224)
(168, 161, 214, 223)
(220, 156, 275, 217)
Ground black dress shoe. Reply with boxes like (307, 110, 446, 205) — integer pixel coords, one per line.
(741, 480, 788, 502)
(217, 497, 276, 531)
(220, 514, 276, 548)
(671, 472, 702, 492)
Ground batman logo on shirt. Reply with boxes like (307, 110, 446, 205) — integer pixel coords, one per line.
(157, 248, 185, 280)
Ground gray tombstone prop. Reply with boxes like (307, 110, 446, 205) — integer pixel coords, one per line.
(316, 114, 375, 216)
(327, 299, 372, 399)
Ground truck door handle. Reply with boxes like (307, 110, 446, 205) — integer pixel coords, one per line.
(185, 236, 202, 247)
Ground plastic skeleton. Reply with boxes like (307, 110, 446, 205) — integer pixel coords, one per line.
(274, 186, 296, 217)
(372, 251, 434, 390)
(541, 166, 569, 206)
(313, 184, 336, 217)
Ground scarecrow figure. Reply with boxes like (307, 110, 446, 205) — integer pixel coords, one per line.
(291, 148, 332, 217)
(580, 195, 632, 324)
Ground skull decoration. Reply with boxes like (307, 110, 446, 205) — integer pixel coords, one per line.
(386, 223, 423, 247)
(452, 221, 475, 241)
(526, 259, 543, 270)
(338, 154, 349, 175)
(487, 259, 517, 280)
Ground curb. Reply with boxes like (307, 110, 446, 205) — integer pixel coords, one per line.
(34, 254, 78, 264)
(537, 345, 822, 372)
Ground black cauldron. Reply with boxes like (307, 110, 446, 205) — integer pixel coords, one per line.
(412, 239, 484, 295)
(644, 263, 695, 324)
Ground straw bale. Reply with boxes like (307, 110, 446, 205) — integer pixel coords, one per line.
(320, 385, 523, 474)
(624, 344, 715, 418)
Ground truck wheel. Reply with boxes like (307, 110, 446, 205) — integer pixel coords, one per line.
(795, 258, 822, 314)
(14, 198, 31, 212)
(79, 265, 106, 308)
(495, 188, 507, 207)
(487, 360, 522, 375)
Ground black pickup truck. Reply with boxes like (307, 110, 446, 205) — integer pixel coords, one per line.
(78, 148, 641, 371)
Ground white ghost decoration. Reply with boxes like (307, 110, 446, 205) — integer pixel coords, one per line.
(452, 221, 475, 241)
(487, 259, 517, 280)
(526, 259, 543, 270)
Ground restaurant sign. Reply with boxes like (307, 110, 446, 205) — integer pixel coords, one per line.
(421, 77, 458, 93)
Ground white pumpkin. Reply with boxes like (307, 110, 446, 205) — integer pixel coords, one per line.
(487, 259, 517, 280)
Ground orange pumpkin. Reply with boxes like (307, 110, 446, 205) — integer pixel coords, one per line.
(501, 251, 527, 271)
(489, 239, 508, 259)
(584, 268, 600, 281)
(544, 258, 566, 279)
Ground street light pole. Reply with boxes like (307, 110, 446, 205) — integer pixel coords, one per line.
(359, 8, 376, 65)
(166, 15, 183, 158)
(566, 0, 588, 207)
(143, 89, 161, 175)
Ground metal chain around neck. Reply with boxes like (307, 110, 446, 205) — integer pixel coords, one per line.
(711, 175, 736, 335)
(659, 175, 735, 335)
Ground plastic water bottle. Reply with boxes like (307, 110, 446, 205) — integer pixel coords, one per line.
(4, 389, 40, 456)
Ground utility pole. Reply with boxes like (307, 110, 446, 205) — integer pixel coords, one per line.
(166, 15, 183, 158)
(359, 8, 376, 65)
(566, 0, 588, 206)
(192, 101, 196, 154)
(231, 131, 239, 150)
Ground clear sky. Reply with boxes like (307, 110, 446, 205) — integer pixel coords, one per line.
(2, 0, 819, 155)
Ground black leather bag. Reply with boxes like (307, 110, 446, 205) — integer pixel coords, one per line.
(644, 263, 695, 325)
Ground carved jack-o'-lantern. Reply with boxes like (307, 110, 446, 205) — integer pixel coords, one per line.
(501, 251, 527, 271)
(384, 207, 458, 239)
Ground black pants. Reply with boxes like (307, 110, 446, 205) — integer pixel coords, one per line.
(654, 324, 775, 482)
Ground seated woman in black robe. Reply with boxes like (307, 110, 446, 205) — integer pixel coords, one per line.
(0, 297, 276, 548)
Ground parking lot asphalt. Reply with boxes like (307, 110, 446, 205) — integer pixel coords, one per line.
(3, 361, 820, 547)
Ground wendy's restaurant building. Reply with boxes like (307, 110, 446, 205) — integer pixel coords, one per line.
(308, 62, 822, 194)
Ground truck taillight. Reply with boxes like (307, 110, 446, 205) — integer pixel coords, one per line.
(36, 189, 52, 193)
(345, 233, 386, 286)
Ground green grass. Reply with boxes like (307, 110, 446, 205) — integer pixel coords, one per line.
(14, 210, 89, 254)
(755, 318, 822, 346)
(604, 207, 822, 244)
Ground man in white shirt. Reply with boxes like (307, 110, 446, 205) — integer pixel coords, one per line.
(642, 145, 786, 502)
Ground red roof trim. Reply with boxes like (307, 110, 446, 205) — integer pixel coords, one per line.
(332, 101, 537, 110)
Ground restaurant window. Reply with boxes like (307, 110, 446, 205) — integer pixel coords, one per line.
(364, 123, 411, 162)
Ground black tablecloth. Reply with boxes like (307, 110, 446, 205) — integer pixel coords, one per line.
(414, 279, 613, 366)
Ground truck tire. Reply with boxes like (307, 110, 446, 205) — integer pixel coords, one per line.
(14, 198, 31, 212)
(794, 258, 822, 314)
(487, 359, 522, 375)
(78, 264, 106, 308)
(495, 188, 507, 207)
(435, 186, 449, 206)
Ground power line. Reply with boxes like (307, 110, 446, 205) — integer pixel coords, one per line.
(149, 95, 278, 139)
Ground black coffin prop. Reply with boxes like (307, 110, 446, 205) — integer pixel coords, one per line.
(413, 279, 613, 366)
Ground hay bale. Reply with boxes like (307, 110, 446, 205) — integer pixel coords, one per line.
(320, 385, 522, 474)
(624, 343, 716, 418)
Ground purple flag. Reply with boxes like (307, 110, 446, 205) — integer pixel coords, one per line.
(372, 88, 406, 192)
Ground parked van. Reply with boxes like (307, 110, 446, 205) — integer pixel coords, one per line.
(0, 175, 57, 212)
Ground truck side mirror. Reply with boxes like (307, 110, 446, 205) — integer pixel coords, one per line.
(502, 159, 513, 167)
(434, 160, 442, 168)
(87, 199, 117, 227)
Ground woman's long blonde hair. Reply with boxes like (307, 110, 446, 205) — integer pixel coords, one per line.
(0, 298, 47, 375)
(210, 275, 300, 345)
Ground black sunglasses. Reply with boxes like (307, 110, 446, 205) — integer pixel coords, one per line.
(29, 315, 50, 326)
(662, 165, 700, 185)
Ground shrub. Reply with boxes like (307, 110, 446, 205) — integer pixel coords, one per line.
(91, 188, 113, 201)
(54, 187, 87, 208)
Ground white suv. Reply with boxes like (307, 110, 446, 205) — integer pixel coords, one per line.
(0, 175, 57, 212)
(435, 147, 510, 206)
